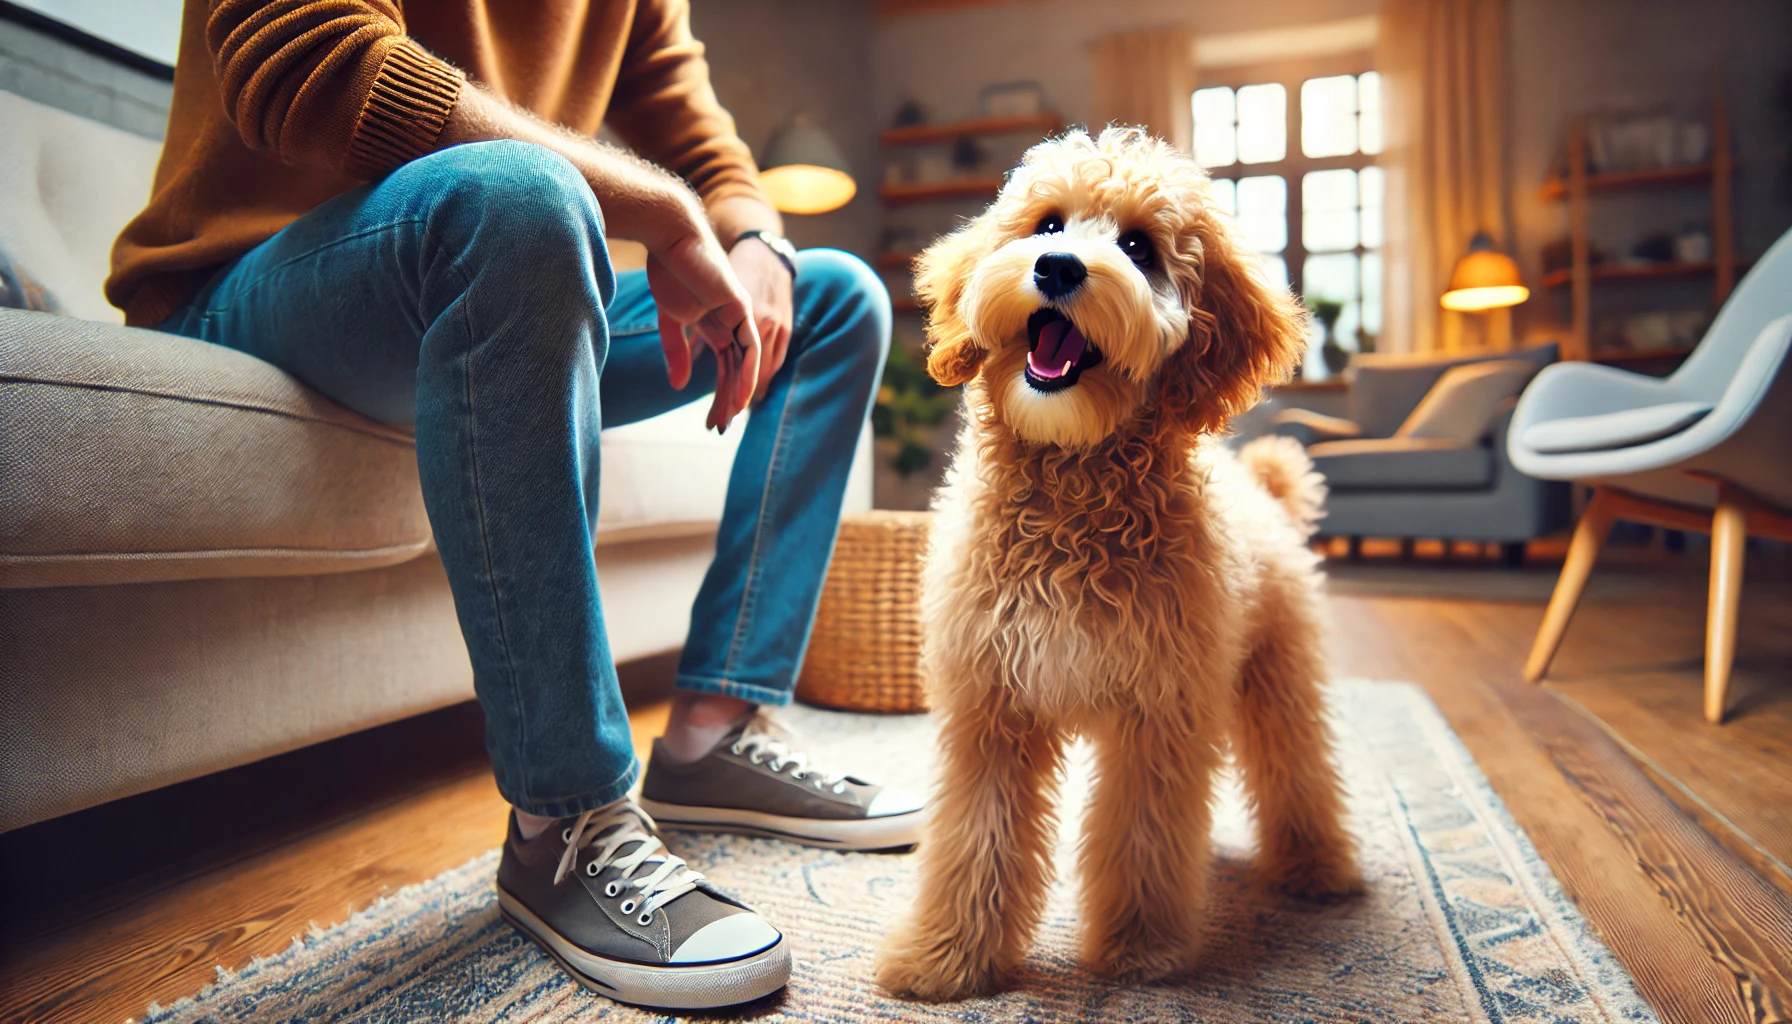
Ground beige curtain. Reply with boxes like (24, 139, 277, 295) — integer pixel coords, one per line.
(1378, 0, 1512, 353)
(1091, 27, 1195, 152)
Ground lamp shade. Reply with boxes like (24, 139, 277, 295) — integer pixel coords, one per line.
(759, 115, 857, 215)
(1441, 232, 1529, 312)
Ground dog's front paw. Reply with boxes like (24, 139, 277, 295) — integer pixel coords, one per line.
(1265, 850, 1364, 904)
(877, 935, 1006, 1001)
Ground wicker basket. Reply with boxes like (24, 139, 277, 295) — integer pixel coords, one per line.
(796, 510, 933, 713)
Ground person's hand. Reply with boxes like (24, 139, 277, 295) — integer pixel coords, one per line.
(729, 237, 794, 404)
(643, 215, 761, 432)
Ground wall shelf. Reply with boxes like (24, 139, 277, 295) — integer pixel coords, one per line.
(1591, 346, 1696, 366)
(1540, 259, 1746, 289)
(1538, 163, 1713, 200)
(880, 178, 1003, 206)
(880, 114, 1061, 148)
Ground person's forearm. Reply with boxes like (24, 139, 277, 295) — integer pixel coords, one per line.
(709, 196, 783, 251)
(437, 83, 704, 251)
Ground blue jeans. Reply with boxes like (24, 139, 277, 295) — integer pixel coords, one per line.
(159, 140, 890, 818)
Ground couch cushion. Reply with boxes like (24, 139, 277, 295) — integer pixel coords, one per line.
(1308, 437, 1494, 491)
(1396, 359, 1538, 443)
(0, 91, 161, 324)
(1, 309, 431, 588)
(1520, 400, 1714, 455)
(596, 400, 742, 545)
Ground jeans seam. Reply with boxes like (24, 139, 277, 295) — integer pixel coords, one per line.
(719, 342, 806, 681)
(204, 219, 427, 316)
(448, 257, 532, 803)
(675, 673, 794, 707)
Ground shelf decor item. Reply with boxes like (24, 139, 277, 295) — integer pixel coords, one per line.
(759, 113, 857, 215)
(796, 511, 934, 713)
(979, 80, 1044, 119)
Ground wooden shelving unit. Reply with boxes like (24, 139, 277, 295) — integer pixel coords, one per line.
(1546, 91, 1736, 362)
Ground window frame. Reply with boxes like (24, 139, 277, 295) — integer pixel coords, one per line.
(1194, 51, 1380, 354)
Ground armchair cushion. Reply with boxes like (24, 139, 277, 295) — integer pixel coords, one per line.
(1308, 437, 1494, 491)
(1521, 400, 1713, 455)
(1395, 359, 1539, 443)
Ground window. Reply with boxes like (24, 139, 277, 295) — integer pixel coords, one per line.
(1194, 63, 1382, 377)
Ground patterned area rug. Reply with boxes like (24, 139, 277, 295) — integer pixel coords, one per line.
(144, 680, 1657, 1023)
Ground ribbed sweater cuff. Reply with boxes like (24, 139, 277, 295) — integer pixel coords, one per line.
(347, 39, 463, 180)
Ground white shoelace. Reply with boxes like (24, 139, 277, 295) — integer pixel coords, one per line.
(552, 804, 704, 924)
(732, 713, 851, 794)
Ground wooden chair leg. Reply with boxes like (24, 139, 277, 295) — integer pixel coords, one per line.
(1705, 485, 1747, 724)
(1525, 488, 1617, 682)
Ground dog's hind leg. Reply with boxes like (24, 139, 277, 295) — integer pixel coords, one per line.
(876, 696, 1065, 1001)
(1078, 709, 1224, 981)
(1234, 596, 1362, 902)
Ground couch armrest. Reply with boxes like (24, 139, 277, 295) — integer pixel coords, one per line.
(1269, 407, 1363, 447)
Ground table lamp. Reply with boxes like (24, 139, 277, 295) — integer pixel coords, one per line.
(759, 115, 857, 215)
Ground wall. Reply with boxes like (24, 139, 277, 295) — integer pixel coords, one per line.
(691, 0, 881, 261)
(1506, 0, 1792, 339)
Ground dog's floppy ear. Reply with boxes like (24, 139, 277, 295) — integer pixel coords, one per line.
(1160, 212, 1308, 434)
(916, 215, 991, 386)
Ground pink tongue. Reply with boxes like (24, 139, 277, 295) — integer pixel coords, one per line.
(1028, 320, 1087, 380)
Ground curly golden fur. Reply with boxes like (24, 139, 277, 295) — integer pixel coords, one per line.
(877, 128, 1361, 1001)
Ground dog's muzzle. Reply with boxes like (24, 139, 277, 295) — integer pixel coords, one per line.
(1024, 308, 1104, 393)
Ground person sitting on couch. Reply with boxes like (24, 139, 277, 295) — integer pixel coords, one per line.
(106, 0, 921, 1008)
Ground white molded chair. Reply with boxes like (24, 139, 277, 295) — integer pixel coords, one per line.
(1508, 226, 1792, 723)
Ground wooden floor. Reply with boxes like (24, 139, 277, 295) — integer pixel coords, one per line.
(2, 544, 1789, 1024)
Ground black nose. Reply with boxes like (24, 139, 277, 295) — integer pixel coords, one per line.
(1033, 252, 1087, 298)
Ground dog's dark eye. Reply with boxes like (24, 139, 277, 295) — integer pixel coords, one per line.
(1118, 230, 1153, 267)
(1034, 214, 1064, 236)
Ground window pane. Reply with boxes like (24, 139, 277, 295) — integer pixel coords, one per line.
(1358, 71, 1383, 155)
(1236, 83, 1286, 163)
(1359, 165, 1385, 249)
(1192, 87, 1236, 169)
(1361, 250, 1383, 339)
(1302, 168, 1358, 252)
(1302, 252, 1359, 306)
(1301, 74, 1358, 158)
(1235, 175, 1286, 253)
(1208, 177, 1236, 217)
(1258, 254, 1289, 289)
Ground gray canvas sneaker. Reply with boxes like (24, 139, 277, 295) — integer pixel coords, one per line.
(496, 802, 790, 1009)
(638, 712, 926, 851)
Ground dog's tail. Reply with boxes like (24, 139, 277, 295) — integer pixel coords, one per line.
(1238, 435, 1326, 534)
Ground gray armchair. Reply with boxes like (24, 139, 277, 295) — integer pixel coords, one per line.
(1269, 344, 1569, 562)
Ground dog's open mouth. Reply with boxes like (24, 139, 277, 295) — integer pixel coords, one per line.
(1023, 309, 1104, 392)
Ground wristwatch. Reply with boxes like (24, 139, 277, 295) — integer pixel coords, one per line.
(734, 229, 798, 282)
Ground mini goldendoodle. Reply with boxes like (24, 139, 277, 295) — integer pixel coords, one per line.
(877, 127, 1362, 1001)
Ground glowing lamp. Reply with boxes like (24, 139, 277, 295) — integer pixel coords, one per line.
(759, 115, 857, 215)
(1441, 233, 1529, 312)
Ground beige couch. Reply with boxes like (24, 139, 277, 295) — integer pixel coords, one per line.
(0, 90, 870, 833)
